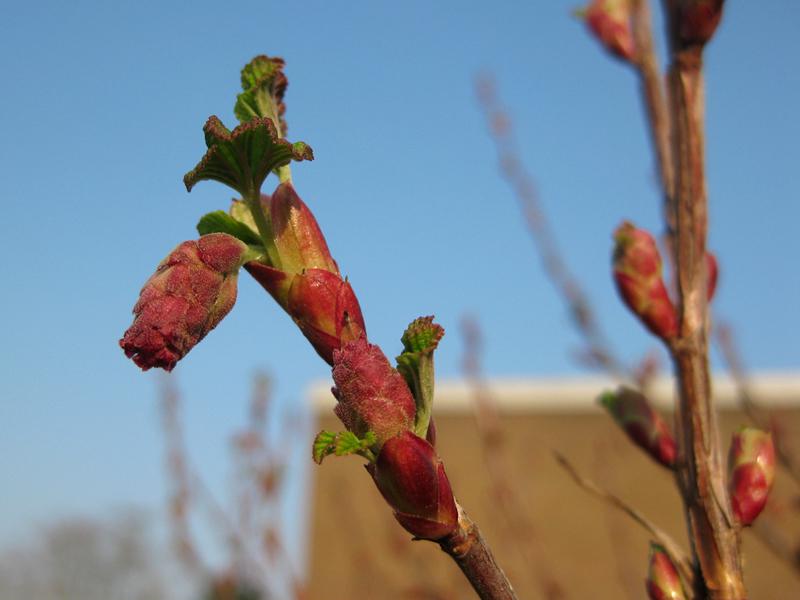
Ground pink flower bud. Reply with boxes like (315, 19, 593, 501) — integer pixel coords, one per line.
(674, 0, 724, 47)
(243, 183, 366, 364)
(600, 388, 676, 468)
(581, 0, 636, 62)
(728, 427, 775, 526)
(120, 233, 248, 371)
(270, 183, 339, 278)
(332, 338, 416, 444)
(370, 430, 458, 540)
(613, 222, 678, 341)
(646, 543, 686, 600)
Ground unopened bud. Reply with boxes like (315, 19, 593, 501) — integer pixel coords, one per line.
(332, 338, 416, 444)
(370, 430, 458, 540)
(646, 543, 686, 600)
(613, 222, 678, 341)
(120, 233, 248, 371)
(600, 387, 676, 468)
(580, 0, 636, 62)
(674, 0, 724, 47)
(728, 427, 775, 526)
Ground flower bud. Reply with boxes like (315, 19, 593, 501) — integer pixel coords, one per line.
(646, 543, 686, 600)
(580, 0, 636, 62)
(728, 427, 775, 526)
(600, 387, 676, 468)
(370, 430, 458, 540)
(332, 338, 416, 444)
(674, 0, 724, 47)
(120, 233, 248, 371)
(613, 222, 678, 341)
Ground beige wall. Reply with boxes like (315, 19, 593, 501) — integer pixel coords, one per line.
(307, 409, 800, 599)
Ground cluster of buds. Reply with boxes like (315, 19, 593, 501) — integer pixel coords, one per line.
(612, 221, 718, 343)
(646, 543, 686, 600)
(578, 0, 636, 62)
(599, 387, 676, 468)
(329, 337, 459, 541)
(728, 427, 775, 526)
(120, 233, 249, 371)
(244, 183, 366, 365)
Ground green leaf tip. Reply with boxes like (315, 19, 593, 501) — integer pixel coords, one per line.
(197, 210, 262, 246)
(235, 55, 289, 134)
(183, 115, 313, 196)
(401, 315, 445, 354)
(313, 430, 377, 464)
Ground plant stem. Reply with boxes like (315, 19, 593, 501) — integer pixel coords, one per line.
(666, 39, 746, 599)
(244, 189, 282, 269)
(439, 504, 518, 600)
(631, 0, 675, 240)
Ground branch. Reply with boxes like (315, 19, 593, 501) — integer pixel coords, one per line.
(475, 76, 627, 379)
(554, 450, 695, 590)
(439, 505, 519, 600)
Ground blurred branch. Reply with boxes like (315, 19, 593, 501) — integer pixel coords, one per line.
(553, 450, 695, 590)
(461, 316, 567, 600)
(475, 75, 627, 379)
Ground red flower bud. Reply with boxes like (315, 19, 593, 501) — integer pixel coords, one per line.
(332, 338, 416, 444)
(581, 0, 636, 62)
(613, 222, 678, 341)
(674, 0, 724, 47)
(243, 183, 366, 364)
(120, 233, 248, 371)
(370, 430, 458, 540)
(600, 388, 676, 468)
(646, 543, 686, 600)
(728, 427, 775, 526)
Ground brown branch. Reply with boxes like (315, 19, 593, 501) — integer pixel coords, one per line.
(664, 4, 745, 595)
(554, 450, 695, 590)
(475, 76, 627, 379)
(439, 504, 518, 600)
(631, 0, 676, 241)
(716, 322, 800, 487)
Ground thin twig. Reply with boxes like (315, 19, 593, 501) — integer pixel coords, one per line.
(475, 76, 627, 379)
(461, 316, 567, 600)
(553, 450, 695, 589)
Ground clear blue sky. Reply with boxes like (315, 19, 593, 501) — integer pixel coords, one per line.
(1, 0, 798, 579)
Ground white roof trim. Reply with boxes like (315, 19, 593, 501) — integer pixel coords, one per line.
(308, 371, 800, 414)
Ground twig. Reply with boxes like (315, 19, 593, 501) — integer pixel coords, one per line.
(461, 316, 567, 600)
(663, 3, 745, 595)
(439, 504, 518, 600)
(475, 76, 627, 379)
(553, 450, 695, 589)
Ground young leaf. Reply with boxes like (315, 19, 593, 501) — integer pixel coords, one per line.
(197, 210, 262, 246)
(396, 316, 444, 439)
(234, 55, 288, 134)
(312, 430, 377, 464)
(183, 116, 313, 197)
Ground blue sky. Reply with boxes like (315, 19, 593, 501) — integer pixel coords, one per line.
(1, 0, 798, 583)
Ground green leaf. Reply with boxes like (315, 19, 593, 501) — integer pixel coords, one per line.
(183, 115, 313, 196)
(234, 55, 288, 134)
(197, 210, 262, 245)
(396, 316, 444, 439)
(312, 430, 377, 464)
